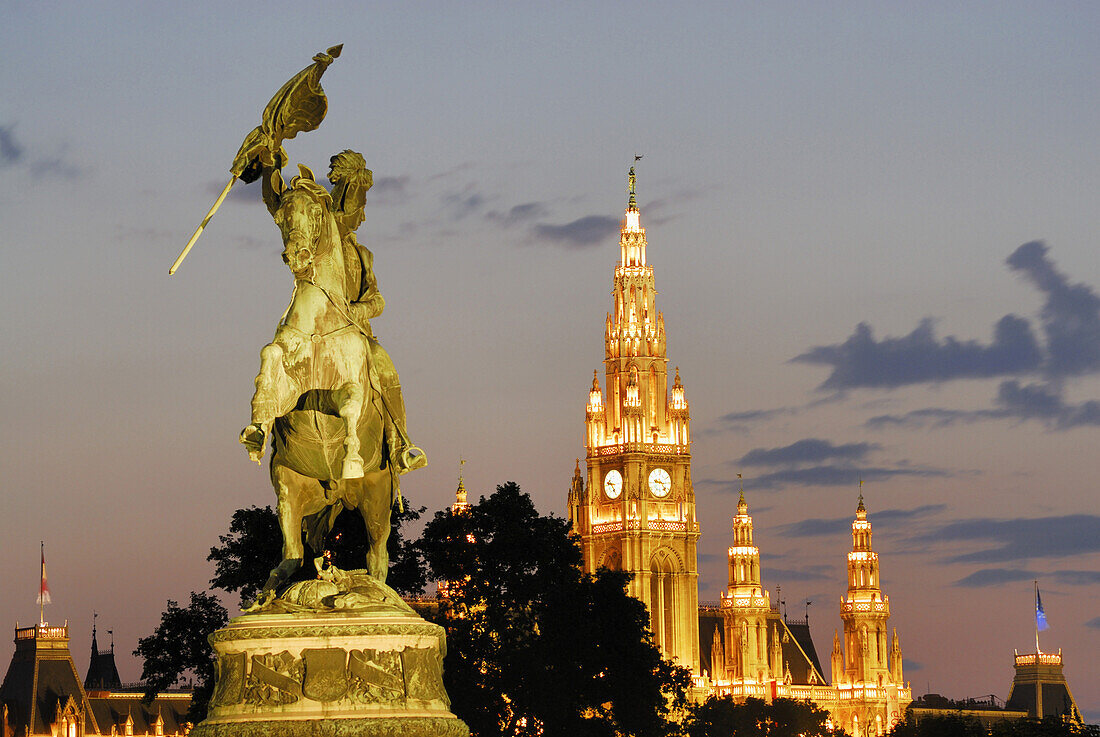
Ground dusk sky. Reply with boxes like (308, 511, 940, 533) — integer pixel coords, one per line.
(2, 1, 1099, 722)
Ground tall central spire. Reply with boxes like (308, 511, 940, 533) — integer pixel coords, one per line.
(571, 161, 700, 674)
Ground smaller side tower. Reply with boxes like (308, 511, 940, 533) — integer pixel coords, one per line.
(720, 491, 773, 684)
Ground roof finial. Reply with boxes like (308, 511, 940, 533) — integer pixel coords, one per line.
(737, 473, 746, 509)
(857, 478, 866, 515)
(628, 155, 642, 211)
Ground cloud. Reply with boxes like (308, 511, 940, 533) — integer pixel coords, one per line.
(903, 659, 924, 672)
(531, 215, 620, 249)
(0, 124, 24, 167)
(776, 504, 945, 538)
(371, 175, 411, 205)
(720, 408, 794, 425)
(921, 515, 1100, 563)
(487, 201, 549, 227)
(442, 186, 487, 219)
(866, 380, 1100, 430)
(792, 316, 1042, 391)
(741, 464, 950, 491)
(953, 568, 1038, 588)
(1007, 241, 1100, 378)
(1052, 569, 1100, 586)
(1086, 617, 1100, 629)
(738, 439, 880, 467)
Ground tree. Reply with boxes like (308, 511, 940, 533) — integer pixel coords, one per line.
(133, 591, 228, 723)
(419, 481, 690, 737)
(208, 497, 428, 607)
(890, 714, 1100, 737)
(686, 696, 840, 737)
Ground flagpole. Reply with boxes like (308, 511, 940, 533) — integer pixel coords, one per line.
(39, 541, 44, 626)
(1034, 580, 1040, 654)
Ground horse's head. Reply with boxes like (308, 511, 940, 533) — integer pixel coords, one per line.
(272, 166, 334, 280)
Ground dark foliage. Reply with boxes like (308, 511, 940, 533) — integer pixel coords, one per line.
(133, 591, 228, 723)
(890, 714, 1100, 737)
(207, 498, 427, 607)
(419, 481, 690, 737)
(686, 696, 840, 737)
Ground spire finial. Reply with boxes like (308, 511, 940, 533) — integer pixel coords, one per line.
(857, 478, 866, 513)
(628, 155, 642, 211)
(591, 369, 600, 390)
(737, 473, 746, 510)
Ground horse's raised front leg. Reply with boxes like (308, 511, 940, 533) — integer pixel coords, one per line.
(241, 340, 298, 463)
(356, 469, 393, 581)
(334, 380, 366, 479)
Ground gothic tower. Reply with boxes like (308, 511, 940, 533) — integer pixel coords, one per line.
(836, 494, 909, 735)
(569, 165, 700, 674)
(721, 491, 774, 683)
(839, 495, 892, 687)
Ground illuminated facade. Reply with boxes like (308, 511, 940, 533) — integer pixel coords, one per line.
(568, 168, 911, 733)
(830, 495, 910, 735)
(0, 622, 191, 737)
(569, 166, 700, 673)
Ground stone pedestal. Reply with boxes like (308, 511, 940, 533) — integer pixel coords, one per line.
(193, 603, 468, 737)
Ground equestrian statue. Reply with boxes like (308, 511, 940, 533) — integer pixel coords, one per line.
(171, 45, 426, 608)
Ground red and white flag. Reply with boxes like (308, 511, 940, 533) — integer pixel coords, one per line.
(36, 543, 50, 606)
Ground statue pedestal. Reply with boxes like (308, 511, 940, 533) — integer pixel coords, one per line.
(193, 604, 468, 737)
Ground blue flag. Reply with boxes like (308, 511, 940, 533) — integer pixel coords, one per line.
(1036, 587, 1049, 632)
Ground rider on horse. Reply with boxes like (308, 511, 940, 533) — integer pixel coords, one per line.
(239, 138, 425, 476)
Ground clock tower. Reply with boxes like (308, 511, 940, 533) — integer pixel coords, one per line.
(569, 165, 700, 674)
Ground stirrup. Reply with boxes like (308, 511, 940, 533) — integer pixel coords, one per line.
(397, 446, 428, 473)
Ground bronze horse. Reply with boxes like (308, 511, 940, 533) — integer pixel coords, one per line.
(239, 166, 401, 604)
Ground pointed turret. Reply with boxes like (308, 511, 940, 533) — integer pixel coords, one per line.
(721, 489, 773, 683)
(451, 461, 470, 515)
(84, 621, 121, 690)
(831, 630, 845, 685)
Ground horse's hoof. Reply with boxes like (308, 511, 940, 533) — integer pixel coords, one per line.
(398, 446, 428, 474)
(342, 457, 365, 479)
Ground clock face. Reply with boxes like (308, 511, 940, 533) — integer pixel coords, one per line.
(604, 469, 623, 500)
(648, 468, 672, 498)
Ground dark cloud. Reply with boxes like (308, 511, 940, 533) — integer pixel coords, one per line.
(738, 438, 879, 467)
(720, 408, 793, 425)
(903, 659, 924, 672)
(921, 515, 1100, 563)
(953, 568, 1038, 588)
(793, 243, 1100, 434)
(1052, 569, 1100, 586)
(1086, 617, 1100, 629)
(486, 201, 549, 227)
(371, 175, 411, 204)
(1007, 241, 1100, 378)
(776, 504, 946, 538)
(0, 124, 24, 167)
(792, 316, 1042, 391)
(865, 379, 1100, 430)
(442, 187, 487, 219)
(28, 152, 84, 180)
(742, 464, 949, 491)
(531, 215, 619, 249)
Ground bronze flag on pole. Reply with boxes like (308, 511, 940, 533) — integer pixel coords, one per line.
(170, 44, 343, 274)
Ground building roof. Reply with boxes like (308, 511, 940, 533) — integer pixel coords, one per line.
(781, 618, 827, 685)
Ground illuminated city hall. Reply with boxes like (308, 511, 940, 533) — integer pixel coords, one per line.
(567, 167, 913, 735)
